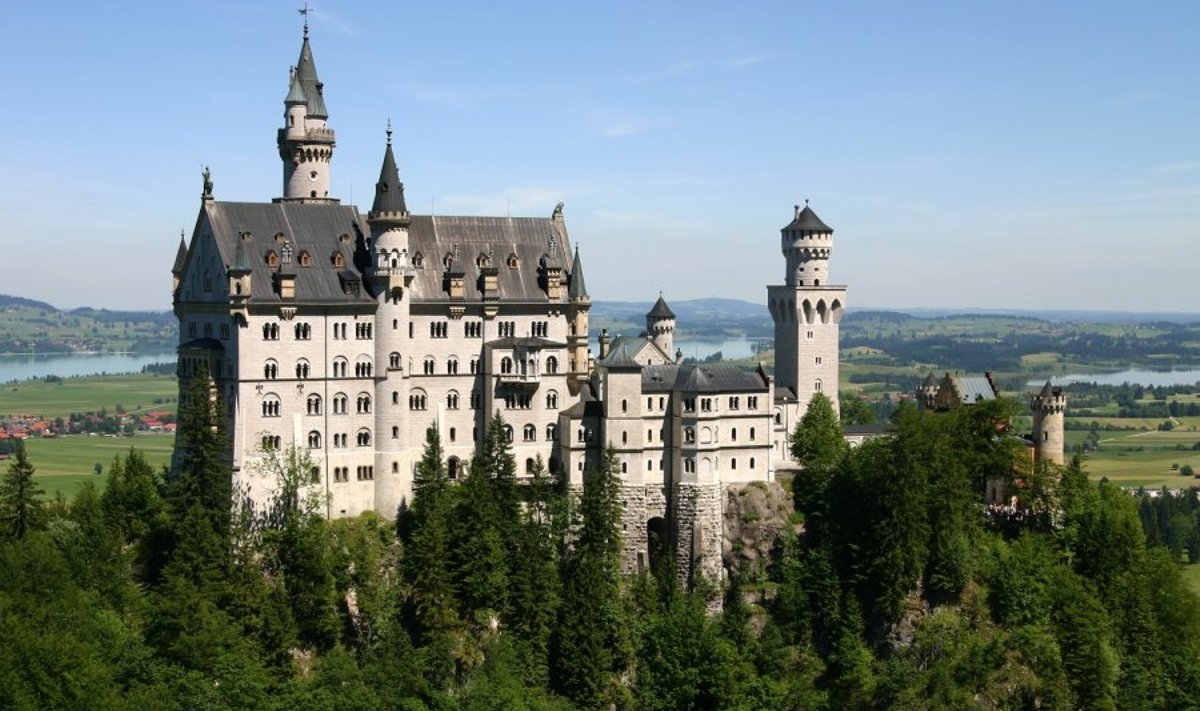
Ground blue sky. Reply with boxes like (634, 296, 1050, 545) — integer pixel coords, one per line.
(1, 1, 1197, 312)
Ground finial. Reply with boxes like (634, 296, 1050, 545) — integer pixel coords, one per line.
(201, 165, 213, 198)
(299, 2, 311, 38)
(794, 204, 800, 219)
(180, 228, 185, 240)
(805, 198, 809, 205)
(386, 118, 392, 146)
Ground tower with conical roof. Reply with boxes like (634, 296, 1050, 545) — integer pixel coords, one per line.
(567, 245, 591, 388)
(645, 293, 676, 359)
(1031, 381, 1066, 466)
(277, 19, 337, 203)
(367, 124, 416, 516)
(767, 202, 847, 420)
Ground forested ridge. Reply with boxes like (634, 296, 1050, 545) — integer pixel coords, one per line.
(1, 376, 1198, 710)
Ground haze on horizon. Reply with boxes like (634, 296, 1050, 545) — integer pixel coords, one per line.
(1, 1, 1196, 313)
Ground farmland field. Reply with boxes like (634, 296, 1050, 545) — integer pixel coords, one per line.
(19, 433, 174, 499)
(0, 372, 177, 420)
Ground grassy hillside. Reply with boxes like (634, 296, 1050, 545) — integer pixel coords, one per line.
(0, 296, 175, 354)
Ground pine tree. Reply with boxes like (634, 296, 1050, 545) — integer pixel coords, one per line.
(553, 447, 629, 710)
(790, 392, 847, 540)
(509, 456, 562, 684)
(0, 441, 44, 540)
(403, 425, 460, 642)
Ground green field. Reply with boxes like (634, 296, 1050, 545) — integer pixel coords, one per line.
(0, 372, 178, 419)
(17, 434, 175, 499)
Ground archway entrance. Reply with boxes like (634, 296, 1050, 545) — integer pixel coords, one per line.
(647, 516, 670, 578)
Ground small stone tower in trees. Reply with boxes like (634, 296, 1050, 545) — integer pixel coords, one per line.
(1031, 381, 1066, 466)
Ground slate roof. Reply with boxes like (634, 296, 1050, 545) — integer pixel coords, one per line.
(950, 374, 997, 404)
(285, 71, 307, 104)
(172, 235, 188, 274)
(596, 340, 643, 370)
(407, 215, 572, 303)
(370, 139, 408, 216)
(562, 381, 603, 418)
(567, 246, 588, 299)
(1037, 380, 1055, 397)
(647, 294, 675, 320)
(293, 35, 328, 118)
(200, 201, 373, 304)
(486, 337, 567, 349)
(640, 362, 767, 394)
(782, 204, 832, 233)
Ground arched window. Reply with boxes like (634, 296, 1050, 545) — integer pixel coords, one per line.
(546, 390, 559, 409)
(264, 359, 278, 380)
(298, 250, 311, 267)
(357, 393, 372, 414)
(261, 394, 280, 418)
(448, 457, 461, 480)
(447, 391, 460, 409)
(389, 352, 401, 369)
(392, 426, 399, 439)
(262, 323, 279, 340)
(332, 393, 348, 414)
(355, 358, 374, 378)
(356, 429, 372, 447)
(523, 424, 536, 442)
(306, 394, 322, 415)
(750, 427, 756, 441)
(731, 427, 737, 441)
(546, 356, 558, 374)
(412, 252, 424, 268)
(447, 357, 459, 374)
(814, 379, 823, 392)
(503, 425, 514, 443)
(307, 431, 322, 449)
(409, 389, 428, 410)
(295, 358, 310, 379)
(546, 424, 557, 441)
(526, 457, 537, 473)
(470, 358, 479, 374)
(265, 250, 279, 267)
(749, 457, 755, 469)
(501, 357, 513, 374)
(621, 399, 627, 413)
(332, 357, 348, 378)
(423, 357, 435, 375)
(392, 391, 399, 405)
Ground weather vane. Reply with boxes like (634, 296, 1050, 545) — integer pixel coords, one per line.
(299, 3, 311, 37)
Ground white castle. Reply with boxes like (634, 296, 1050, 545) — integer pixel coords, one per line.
(171, 26, 845, 582)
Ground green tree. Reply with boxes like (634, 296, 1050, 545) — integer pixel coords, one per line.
(839, 393, 877, 426)
(403, 425, 460, 644)
(790, 392, 847, 540)
(553, 447, 628, 710)
(508, 456, 563, 685)
(0, 442, 44, 540)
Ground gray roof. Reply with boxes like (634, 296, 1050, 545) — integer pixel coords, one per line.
(950, 374, 997, 404)
(783, 204, 832, 233)
(487, 337, 566, 349)
(568, 246, 588, 299)
(172, 235, 188, 274)
(285, 70, 307, 104)
(597, 341, 643, 370)
(921, 372, 937, 387)
(647, 294, 675, 320)
(641, 362, 767, 394)
(293, 35, 328, 119)
(230, 239, 252, 273)
(562, 381, 603, 418)
(370, 139, 408, 216)
(200, 201, 373, 304)
(1037, 380, 1055, 397)
(408, 215, 572, 303)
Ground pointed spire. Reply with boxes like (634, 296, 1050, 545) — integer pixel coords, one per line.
(172, 230, 188, 274)
(783, 202, 832, 232)
(230, 238, 252, 273)
(1038, 380, 1055, 398)
(370, 125, 408, 218)
(285, 65, 307, 104)
(568, 245, 589, 299)
(293, 24, 327, 118)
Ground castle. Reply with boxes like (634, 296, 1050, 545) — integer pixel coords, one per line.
(170, 24, 848, 582)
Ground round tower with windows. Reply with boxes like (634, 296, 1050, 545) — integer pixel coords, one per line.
(645, 293, 676, 360)
(1031, 381, 1066, 466)
(277, 22, 337, 203)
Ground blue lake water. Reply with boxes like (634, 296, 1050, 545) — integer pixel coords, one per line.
(590, 335, 768, 362)
(0, 353, 177, 383)
(1029, 368, 1200, 388)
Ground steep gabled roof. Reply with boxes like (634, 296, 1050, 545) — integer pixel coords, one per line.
(172, 234, 188, 274)
(285, 70, 307, 105)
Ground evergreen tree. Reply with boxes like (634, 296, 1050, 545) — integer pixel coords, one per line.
(790, 392, 847, 540)
(508, 456, 562, 684)
(0, 442, 44, 540)
(403, 425, 460, 642)
(553, 447, 628, 710)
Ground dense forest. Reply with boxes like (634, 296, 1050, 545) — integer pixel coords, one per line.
(1, 375, 1199, 710)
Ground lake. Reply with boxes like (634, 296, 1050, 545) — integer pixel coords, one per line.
(590, 335, 768, 362)
(0, 352, 176, 383)
(1030, 368, 1200, 388)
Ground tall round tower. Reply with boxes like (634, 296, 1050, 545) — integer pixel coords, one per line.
(645, 293, 676, 359)
(1031, 381, 1066, 466)
(367, 125, 415, 515)
(277, 22, 337, 203)
(766, 202, 846, 418)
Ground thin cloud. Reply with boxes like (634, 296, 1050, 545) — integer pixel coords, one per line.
(311, 8, 360, 37)
(1152, 160, 1200, 175)
(724, 53, 769, 69)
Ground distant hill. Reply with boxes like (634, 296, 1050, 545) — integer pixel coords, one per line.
(0, 296, 175, 355)
(0, 294, 56, 312)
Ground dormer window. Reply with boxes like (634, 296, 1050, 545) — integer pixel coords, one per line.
(281, 243, 293, 264)
(265, 250, 279, 267)
(412, 252, 424, 269)
(443, 252, 454, 269)
(274, 232, 286, 243)
(506, 253, 519, 269)
(339, 233, 352, 245)
(331, 252, 345, 268)
(476, 252, 489, 268)
(298, 250, 311, 267)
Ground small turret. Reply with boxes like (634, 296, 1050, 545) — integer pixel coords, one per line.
(172, 230, 188, 295)
(1031, 380, 1066, 466)
(645, 293, 676, 357)
(367, 125, 413, 297)
(567, 245, 592, 385)
(781, 200, 833, 287)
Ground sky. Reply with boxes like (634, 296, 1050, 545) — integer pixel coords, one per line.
(1, 1, 1197, 312)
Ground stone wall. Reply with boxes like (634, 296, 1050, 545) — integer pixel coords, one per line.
(672, 482, 724, 586)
